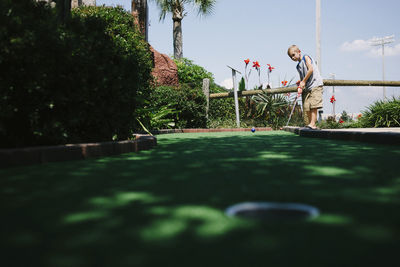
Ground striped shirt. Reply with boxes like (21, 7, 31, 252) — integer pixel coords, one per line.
(296, 54, 323, 90)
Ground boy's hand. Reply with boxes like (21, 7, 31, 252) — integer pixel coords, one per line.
(297, 86, 302, 95)
(299, 80, 306, 89)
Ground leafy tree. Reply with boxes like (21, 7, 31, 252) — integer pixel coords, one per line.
(152, 0, 216, 59)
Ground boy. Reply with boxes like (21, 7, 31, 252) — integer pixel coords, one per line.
(287, 45, 323, 129)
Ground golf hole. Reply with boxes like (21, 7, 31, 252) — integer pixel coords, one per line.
(225, 202, 319, 222)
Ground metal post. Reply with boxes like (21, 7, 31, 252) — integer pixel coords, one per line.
(227, 65, 241, 128)
(202, 78, 210, 120)
(330, 73, 336, 119)
(382, 42, 386, 99)
(232, 70, 240, 128)
(318, 110, 323, 123)
(316, 0, 321, 73)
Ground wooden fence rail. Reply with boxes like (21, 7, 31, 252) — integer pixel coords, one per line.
(209, 79, 400, 99)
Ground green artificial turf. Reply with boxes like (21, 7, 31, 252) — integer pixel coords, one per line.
(1, 131, 400, 267)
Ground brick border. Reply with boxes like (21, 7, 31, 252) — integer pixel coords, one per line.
(0, 135, 157, 169)
(283, 126, 400, 145)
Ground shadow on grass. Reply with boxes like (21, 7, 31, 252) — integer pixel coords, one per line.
(1, 131, 400, 267)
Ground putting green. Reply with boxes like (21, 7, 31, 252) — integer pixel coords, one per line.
(1, 131, 399, 267)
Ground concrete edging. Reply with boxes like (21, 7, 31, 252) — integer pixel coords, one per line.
(283, 126, 400, 145)
(151, 127, 273, 135)
(0, 135, 157, 168)
(0, 128, 273, 168)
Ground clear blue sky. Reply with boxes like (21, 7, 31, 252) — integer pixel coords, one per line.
(97, 0, 400, 115)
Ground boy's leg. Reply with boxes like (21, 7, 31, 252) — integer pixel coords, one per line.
(303, 111, 310, 125)
(307, 86, 323, 128)
(302, 92, 310, 125)
(308, 108, 318, 128)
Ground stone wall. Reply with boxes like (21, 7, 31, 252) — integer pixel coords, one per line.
(150, 46, 179, 87)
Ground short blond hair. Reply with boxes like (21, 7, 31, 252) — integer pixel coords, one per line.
(287, 45, 299, 56)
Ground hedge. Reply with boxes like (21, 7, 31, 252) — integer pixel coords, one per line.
(0, 1, 153, 148)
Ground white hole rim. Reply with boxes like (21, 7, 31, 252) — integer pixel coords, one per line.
(225, 202, 320, 219)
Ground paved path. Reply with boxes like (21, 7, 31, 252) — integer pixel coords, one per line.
(283, 126, 400, 145)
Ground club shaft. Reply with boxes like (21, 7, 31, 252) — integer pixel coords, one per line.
(286, 95, 299, 126)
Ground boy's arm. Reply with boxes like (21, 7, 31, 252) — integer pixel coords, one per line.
(299, 56, 314, 89)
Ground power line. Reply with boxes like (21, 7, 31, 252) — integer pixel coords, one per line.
(369, 35, 395, 100)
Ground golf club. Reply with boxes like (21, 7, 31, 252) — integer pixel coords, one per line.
(286, 88, 301, 126)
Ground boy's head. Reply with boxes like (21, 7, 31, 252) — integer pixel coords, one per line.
(288, 45, 301, 62)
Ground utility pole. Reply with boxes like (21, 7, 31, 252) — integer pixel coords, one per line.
(316, 0, 321, 73)
(369, 35, 395, 100)
(329, 73, 336, 119)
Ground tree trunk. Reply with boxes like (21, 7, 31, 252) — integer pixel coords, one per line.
(172, 7, 183, 59)
(173, 19, 183, 59)
(56, 0, 71, 24)
(131, 0, 148, 41)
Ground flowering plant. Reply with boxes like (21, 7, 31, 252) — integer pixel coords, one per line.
(266, 64, 275, 88)
(253, 61, 261, 88)
(330, 95, 336, 103)
(242, 59, 276, 89)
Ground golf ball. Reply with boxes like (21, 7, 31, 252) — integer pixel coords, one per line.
(251, 127, 256, 133)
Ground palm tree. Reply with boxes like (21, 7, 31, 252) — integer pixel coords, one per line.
(152, 0, 216, 59)
(55, 0, 72, 24)
(131, 0, 149, 41)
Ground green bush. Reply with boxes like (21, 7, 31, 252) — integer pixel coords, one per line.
(172, 57, 237, 128)
(360, 97, 400, 127)
(208, 86, 236, 127)
(0, 2, 152, 147)
(149, 85, 207, 129)
(174, 57, 213, 87)
(250, 93, 290, 129)
(340, 110, 352, 122)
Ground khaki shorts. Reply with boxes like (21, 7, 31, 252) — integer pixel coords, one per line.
(302, 86, 323, 111)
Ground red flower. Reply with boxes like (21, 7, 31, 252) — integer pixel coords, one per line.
(253, 61, 260, 69)
(281, 80, 288, 86)
(330, 95, 336, 103)
(339, 119, 344, 123)
(244, 59, 250, 65)
(267, 64, 275, 72)
(357, 114, 362, 119)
